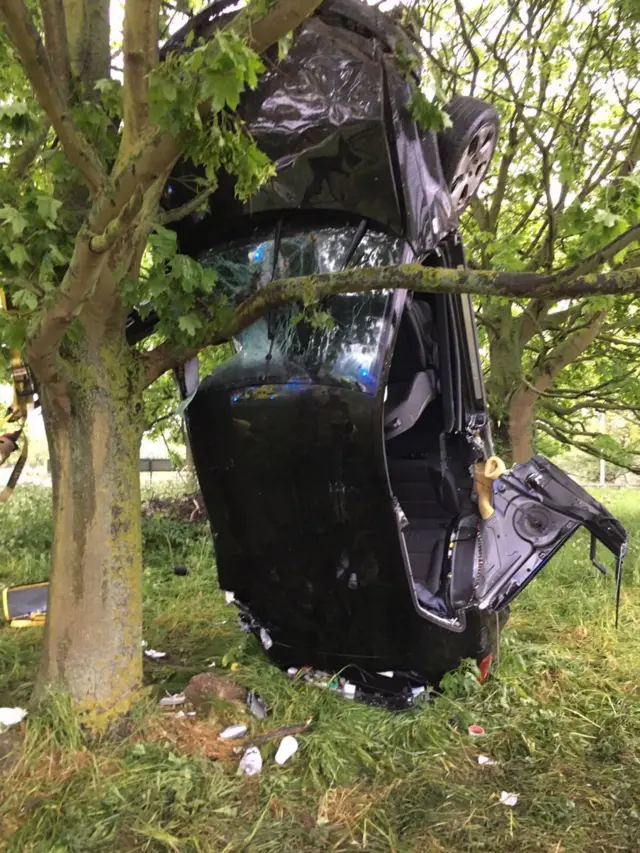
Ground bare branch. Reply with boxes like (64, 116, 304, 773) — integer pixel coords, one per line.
(536, 419, 640, 476)
(39, 0, 71, 101)
(617, 122, 640, 179)
(0, 0, 107, 196)
(158, 183, 218, 225)
(561, 223, 640, 282)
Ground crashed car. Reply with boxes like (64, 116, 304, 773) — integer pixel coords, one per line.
(159, 0, 628, 705)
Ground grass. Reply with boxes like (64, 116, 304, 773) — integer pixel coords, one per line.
(1, 485, 640, 852)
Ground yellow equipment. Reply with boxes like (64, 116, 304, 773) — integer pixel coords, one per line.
(2, 581, 48, 627)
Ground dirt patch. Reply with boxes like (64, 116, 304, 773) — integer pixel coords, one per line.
(142, 492, 206, 523)
(0, 727, 24, 776)
(143, 716, 237, 761)
(183, 672, 246, 710)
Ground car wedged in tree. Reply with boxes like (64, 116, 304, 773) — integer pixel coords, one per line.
(161, 0, 628, 705)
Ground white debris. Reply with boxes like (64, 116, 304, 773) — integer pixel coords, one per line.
(141, 640, 148, 648)
(287, 667, 298, 677)
(499, 791, 519, 807)
(259, 627, 273, 650)
(239, 746, 262, 776)
(219, 724, 248, 740)
(0, 707, 27, 729)
(208, 661, 217, 668)
(477, 755, 495, 766)
(411, 686, 426, 698)
(225, 591, 235, 604)
(175, 710, 196, 719)
(377, 671, 394, 678)
(144, 649, 166, 660)
(343, 682, 356, 699)
(275, 735, 299, 765)
(159, 693, 185, 708)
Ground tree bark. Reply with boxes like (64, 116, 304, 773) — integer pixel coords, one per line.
(507, 385, 538, 463)
(36, 338, 145, 721)
(506, 311, 607, 464)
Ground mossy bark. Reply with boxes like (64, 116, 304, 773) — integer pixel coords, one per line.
(35, 336, 145, 721)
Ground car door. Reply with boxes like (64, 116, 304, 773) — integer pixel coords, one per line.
(451, 455, 627, 618)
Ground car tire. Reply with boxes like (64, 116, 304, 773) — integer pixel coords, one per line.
(438, 96, 500, 214)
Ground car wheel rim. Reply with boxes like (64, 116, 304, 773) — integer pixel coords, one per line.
(449, 123, 497, 212)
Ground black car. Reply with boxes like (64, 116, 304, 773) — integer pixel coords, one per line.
(160, 0, 627, 705)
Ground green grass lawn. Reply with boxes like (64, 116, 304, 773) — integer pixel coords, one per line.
(1, 486, 639, 853)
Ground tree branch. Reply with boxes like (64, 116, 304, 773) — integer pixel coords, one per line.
(39, 0, 71, 101)
(7, 123, 50, 182)
(560, 223, 640, 282)
(88, 187, 145, 252)
(536, 419, 640, 476)
(0, 0, 106, 196)
(107, 0, 325, 244)
(27, 229, 111, 407)
(139, 257, 640, 387)
(158, 183, 218, 225)
(121, 0, 161, 157)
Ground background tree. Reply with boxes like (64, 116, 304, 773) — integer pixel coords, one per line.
(0, 0, 638, 721)
(407, 0, 640, 461)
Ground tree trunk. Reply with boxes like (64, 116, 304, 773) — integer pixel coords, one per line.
(36, 338, 145, 721)
(507, 385, 538, 463)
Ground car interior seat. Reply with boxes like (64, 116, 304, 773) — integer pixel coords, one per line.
(384, 297, 438, 440)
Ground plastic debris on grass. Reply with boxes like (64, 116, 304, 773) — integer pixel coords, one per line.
(275, 735, 298, 765)
(499, 791, 519, 807)
(477, 754, 496, 766)
(144, 649, 167, 660)
(468, 724, 485, 736)
(0, 707, 27, 729)
(239, 746, 262, 776)
(259, 627, 273, 650)
(219, 724, 248, 740)
(159, 693, 185, 708)
(247, 691, 268, 720)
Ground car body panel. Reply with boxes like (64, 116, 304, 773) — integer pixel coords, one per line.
(164, 0, 454, 260)
(472, 456, 627, 612)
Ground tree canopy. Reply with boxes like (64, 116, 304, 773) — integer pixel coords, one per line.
(407, 0, 640, 461)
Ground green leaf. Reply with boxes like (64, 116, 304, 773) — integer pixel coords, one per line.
(162, 79, 178, 102)
(11, 289, 38, 312)
(8, 245, 29, 267)
(36, 195, 62, 226)
(278, 33, 293, 62)
(0, 205, 28, 236)
(47, 245, 68, 266)
(409, 91, 452, 131)
(593, 208, 624, 228)
(150, 225, 178, 259)
(178, 313, 202, 337)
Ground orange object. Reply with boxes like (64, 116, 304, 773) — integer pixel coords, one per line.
(478, 652, 494, 684)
